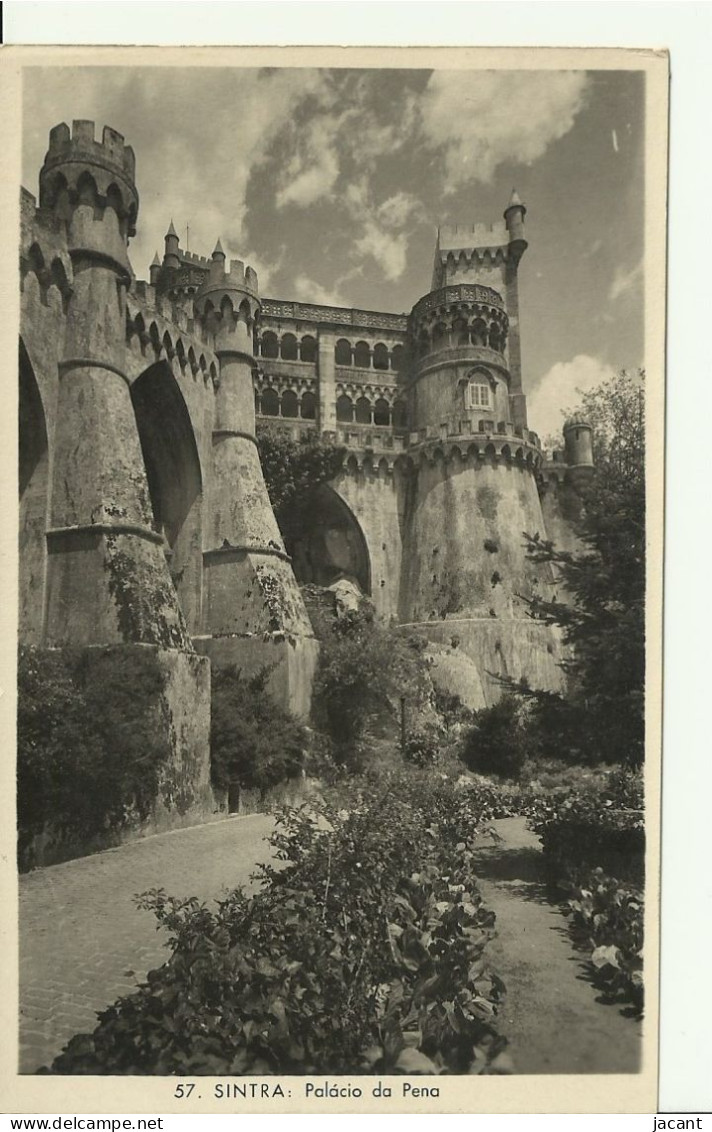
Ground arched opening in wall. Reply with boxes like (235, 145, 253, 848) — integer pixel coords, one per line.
(301, 391, 317, 420)
(417, 330, 430, 357)
(353, 341, 371, 369)
(432, 322, 447, 350)
(281, 389, 299, 418)
(282, 483, 371, 597)
(392, 399, 407, 429)
(130, 361, 203, 632)
(471, 318, 488, 347)
(335, 338, 352, 366)
(300, 335, 316, 363)
(261, 387, 280, 417)
(374, 398, 390, 426)
(336, 394, 353, 423)
(19, 339, 49, 644)
(372, 342, 389, 371)
(261, 331, 279, 359)
(391, 344, 404, 372)
(453, 317, 469, 346)
(355, 396, 371, 425)
(281, 333, 298, 361)
(488, 324, 502, 352)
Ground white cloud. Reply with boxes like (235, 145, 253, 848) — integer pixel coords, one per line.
(22, 67, 331, 277)
(528, 355, 616, 441)
(275, 115, 344, 208)
(354, 225, 410, 283)
(293, 273, 350, 308)
(609, 259, 643, 302)
(419, 71, 590, 187)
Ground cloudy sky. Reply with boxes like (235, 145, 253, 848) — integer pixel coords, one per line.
(22, 65, 644, 439)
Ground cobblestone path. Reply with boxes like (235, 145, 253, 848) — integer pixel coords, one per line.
(472, 817, 642, 1074)
(19, 814, 275, 1074)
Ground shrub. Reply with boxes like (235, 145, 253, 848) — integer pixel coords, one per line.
(18, 645, 172, 869)
(527, 768, 644, 883)
(403, 725, 441, 767)
(563, 868, 644, 1014)
(460, 695, 529, 781)
(311, 605, 434, 761)
(46, 770, 510, 1076)
(210, 666, 308, 794)
(526, 769, 645, 1015)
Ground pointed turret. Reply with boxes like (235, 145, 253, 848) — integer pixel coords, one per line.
(164, 219, 180, 270)
(209, 238, 227, 283)
(504, 189, 527, 251)
(149, 250, 161, 287)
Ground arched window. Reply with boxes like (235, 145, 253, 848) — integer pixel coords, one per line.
(301, 391, 317, 420)
(432, 323, 447, 350)
(417, 330, 430, 357)
(353, 341, 371, 369)
(281, 389, 299, 418)
(372, 343, 389, 371)
(281, 333, 298, 360)
(335, 338, 352, 366)
(374, 398, 390, 426)
(261, 331, 279, 359)
(336, 394, 353, 423)
(488, 324, 501, 352)
(261, 387, 280, 416)
(300, 335, 317, 363)
(391, 344, 404, 372)
(392, 399, 407, 429)
(355, 395, 371, 424)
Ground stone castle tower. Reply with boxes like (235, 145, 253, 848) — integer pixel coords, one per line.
(19, 122, 592, 833)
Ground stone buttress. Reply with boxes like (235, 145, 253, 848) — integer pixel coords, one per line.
(37, 121, 213, 834)
(192, 245, 318, 716)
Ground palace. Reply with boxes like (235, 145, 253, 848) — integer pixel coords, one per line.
(19, 121, 593, 837)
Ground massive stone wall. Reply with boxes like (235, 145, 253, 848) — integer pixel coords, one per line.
(18, 122, 592, 859)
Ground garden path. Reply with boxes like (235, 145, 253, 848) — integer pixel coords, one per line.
(472, 816, 642, 1074)
(19, 811, 643, 1077)
(19, 814, 276, 1074)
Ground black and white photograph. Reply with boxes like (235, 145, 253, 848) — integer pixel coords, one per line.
(4, 42, 668, 1113)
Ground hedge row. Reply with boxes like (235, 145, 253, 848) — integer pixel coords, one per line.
(45, 770, 512, 1076)
(527, 769, 645, 1014)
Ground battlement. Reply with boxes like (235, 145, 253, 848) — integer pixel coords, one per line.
(180, 249, 211, 269)
(45, 121, 136, 182)
(198, 256, 259, 296)
(438, 221, 509, 251)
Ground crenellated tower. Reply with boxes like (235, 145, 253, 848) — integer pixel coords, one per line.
(31, 121, 213, 835)
(399, 194, 566, 702)
(192, 244, 317, 713)
(39, 120, 192, 649)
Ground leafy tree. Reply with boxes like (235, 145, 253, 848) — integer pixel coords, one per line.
(256, 428, 346, 535)
(461, 695, 529, 780)
(310, 602, 433, 765)
(522, 369, 646, 766)
(210, 666, 308, 794)
(17, 646, 173, 868)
